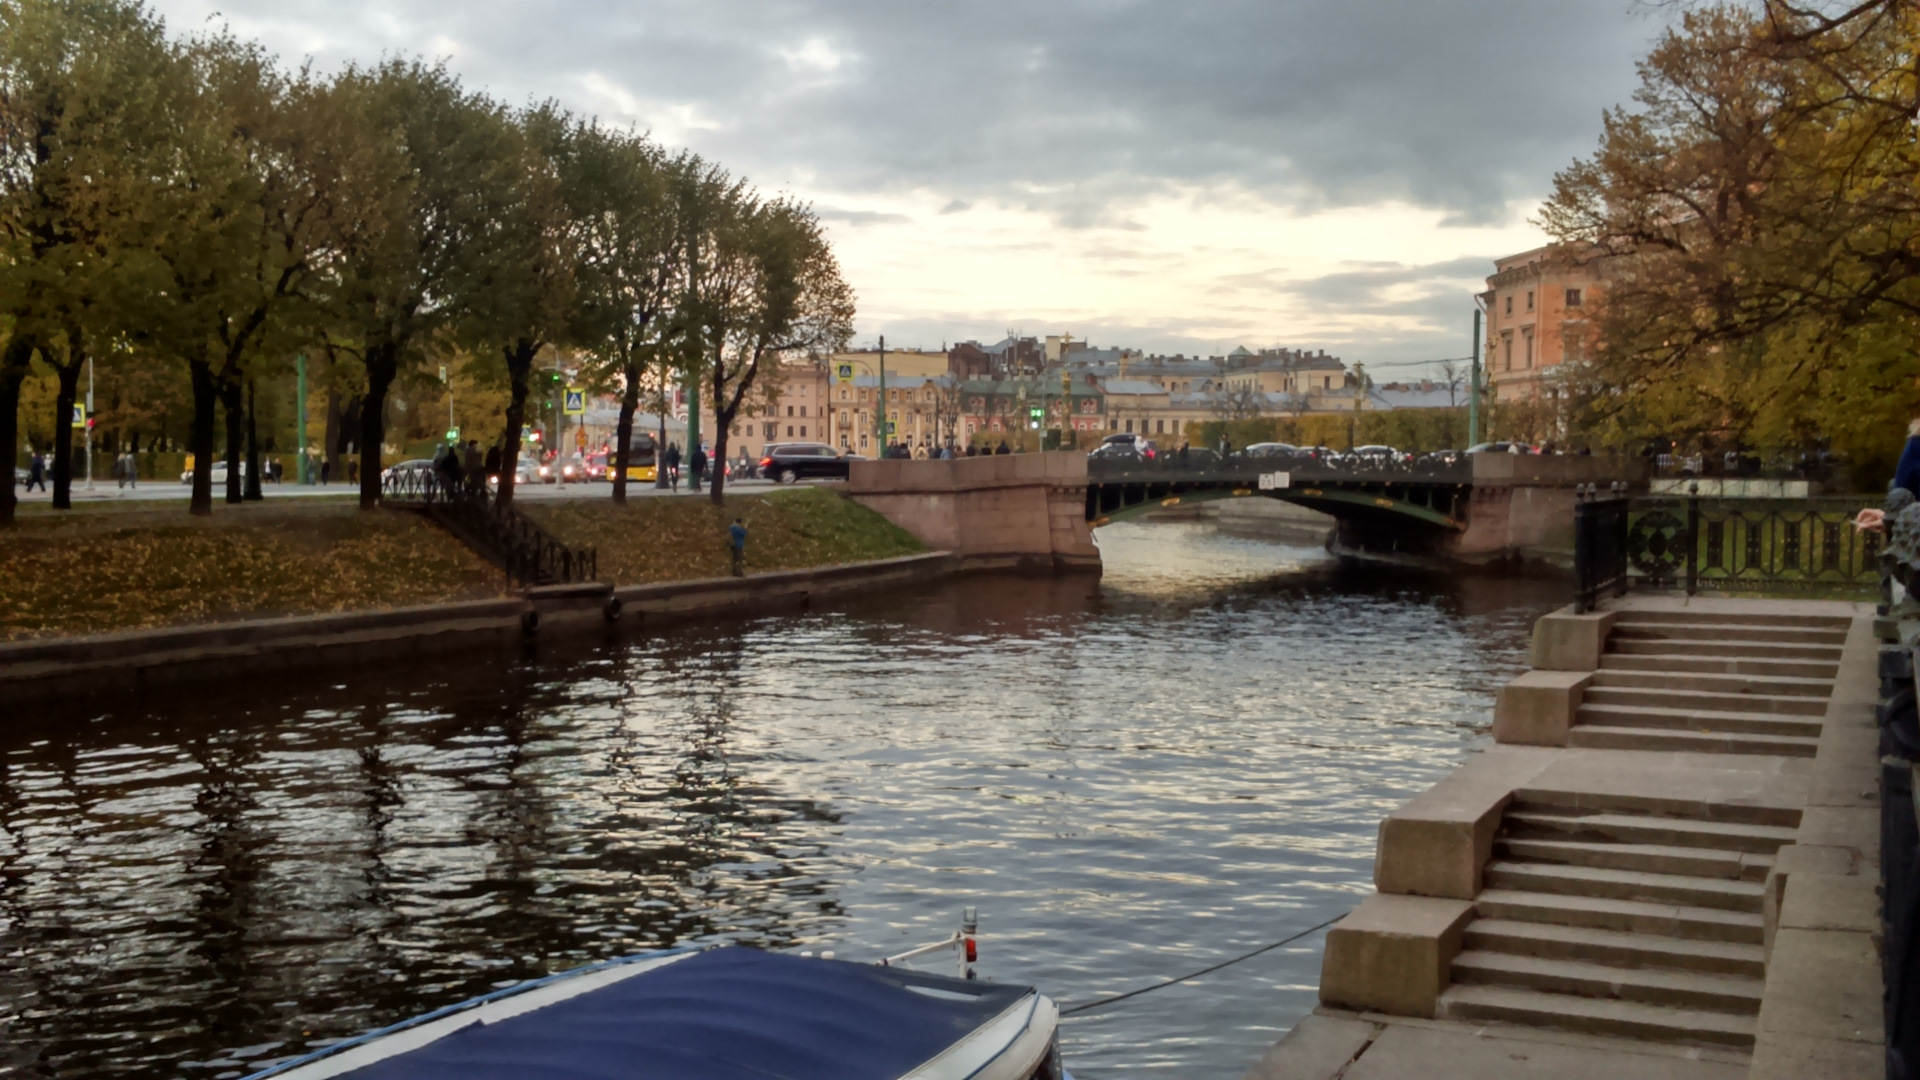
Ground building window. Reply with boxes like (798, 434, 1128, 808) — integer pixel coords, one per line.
(800, 426, 807, 437)
(763, 423, 775, 439)
(1504, 295, 1512, 315)
(1156, 419, 1164, 434)
(1125, 419, 1134, 433)
(1566, 288, 1582, 307)
(1526, 290, 1534, 311)
(860, 435, 869, 449)
(1523, 329, 1535, 369)
(786, 405, 793, 417)
(799, 406, 807, 417)
(786, 426, 794, 437)
(1502, 332, 1514, 372)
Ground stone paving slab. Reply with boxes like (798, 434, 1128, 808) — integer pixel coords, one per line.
(1242, 1011, 1750, 1080)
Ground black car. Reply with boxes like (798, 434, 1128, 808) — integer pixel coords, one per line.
(759, 443, 850, 483)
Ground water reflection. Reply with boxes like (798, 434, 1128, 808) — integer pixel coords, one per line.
(0, 521, 1568, 1079)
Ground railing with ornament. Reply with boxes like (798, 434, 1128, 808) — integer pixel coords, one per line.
(1574, 487, 1881, 605)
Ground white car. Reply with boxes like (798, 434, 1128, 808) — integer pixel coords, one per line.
(180, 460, 248, 484)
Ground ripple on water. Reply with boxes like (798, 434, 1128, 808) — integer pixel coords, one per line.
(0, 521, 1566, 1079)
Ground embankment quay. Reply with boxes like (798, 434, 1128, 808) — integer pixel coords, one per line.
(1250, 595, 1888, 1080)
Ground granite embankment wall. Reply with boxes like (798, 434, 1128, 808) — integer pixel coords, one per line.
(0, 551, 959, 707)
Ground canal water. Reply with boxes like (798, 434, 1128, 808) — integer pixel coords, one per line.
(0, 521, 1567, 1080)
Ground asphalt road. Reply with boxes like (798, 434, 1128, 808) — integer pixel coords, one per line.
(10, 476, 793, 504)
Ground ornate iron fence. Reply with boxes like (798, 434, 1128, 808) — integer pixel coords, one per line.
(1573, 486, 1630, 613)
(381, 467, 597, 586)
(1574, 489, 1880, 604)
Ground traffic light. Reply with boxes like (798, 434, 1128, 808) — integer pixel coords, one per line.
(1028, 406, 1043, 430)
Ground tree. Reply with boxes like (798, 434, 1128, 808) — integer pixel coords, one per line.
(462, 102, 578, 507)
(1541, 3, 1920, 472)
(565, 127, 682, 505)
(694, 194, 855, 504)
(0, 0, 175, 516)
(323, 60, 517, 509)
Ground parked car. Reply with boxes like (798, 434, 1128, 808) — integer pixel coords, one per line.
(760, 443, 851, 483)
(1243, 442, 1301, 459)
(1467, 441, 1538, 455)
(1088, 440, 1144, 461)
(1350, 444, 1411, 465)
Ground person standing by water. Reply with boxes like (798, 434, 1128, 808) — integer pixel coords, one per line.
(728, 517, 748, 577)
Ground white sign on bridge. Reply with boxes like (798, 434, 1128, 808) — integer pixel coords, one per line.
(1258, 471, 1291, 490)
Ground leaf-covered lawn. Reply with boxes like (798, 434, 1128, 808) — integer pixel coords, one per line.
(0, 503, 504, 641)
(522, 487, 924, 585)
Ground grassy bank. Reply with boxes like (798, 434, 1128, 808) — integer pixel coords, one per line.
(522, 487, 924, 584)
(0, 503, 503, 641)
(0, 488, 924, 641)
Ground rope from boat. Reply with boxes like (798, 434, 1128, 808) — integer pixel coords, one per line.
(1058, 911, 1346, 1018)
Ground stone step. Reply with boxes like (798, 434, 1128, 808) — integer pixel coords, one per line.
(1496, 838, 1772, 882)
(1598, 654, 1840, 680)
(1568, 723, 1820, 758)
(1611, 620, 1848, 645)
(1437, 983, 1757, 1048)
(1450, 949, 1765, 1014)
(1484, 861, 1764, 913)
(1474, 888, 1764, 944)
(1575, 702, 1823, 738)
(1502, 810, 1797, 853)
(1608, 637, 1845, 660)
(1609, 609, 1851, 629)
(1463, 918, 1767, 978)
(1587, 668, 1834, 698)
(1581, 684, 1829, 717)
(1511, 788, 1802, 829)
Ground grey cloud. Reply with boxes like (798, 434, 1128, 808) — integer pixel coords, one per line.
(812, 207, 911, 226)
(161, 0, 1664, 226)
(938, 199, 970, 214)
(1268, 256, 1492, 311)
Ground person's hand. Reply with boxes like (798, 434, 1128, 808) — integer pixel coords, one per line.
(1855, 508, 1887, 533)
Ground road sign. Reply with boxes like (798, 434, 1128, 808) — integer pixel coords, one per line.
(70, 403, 85, 428)
(575, 426, 587, 450)
(836, 362, 854, 383)
(563, 388, 586, 415)
(1258, 471, 1291, 490)
(884, 420, 896, 436)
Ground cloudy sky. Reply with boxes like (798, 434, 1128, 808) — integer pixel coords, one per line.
(152, 0, 1666, 375)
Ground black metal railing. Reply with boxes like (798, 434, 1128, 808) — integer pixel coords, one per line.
(1574, 490, 1882, 603)
(1573, 484, 1630, 613)
(1087, 451, 1473, 485)
(381, 468, 597, 587)
(1879, 644, 1920, 1077)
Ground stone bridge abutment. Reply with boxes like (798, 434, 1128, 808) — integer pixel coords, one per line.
(847, 452, 1101, 573)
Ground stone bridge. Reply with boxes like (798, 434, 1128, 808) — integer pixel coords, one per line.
(848, 451, 1645, 573)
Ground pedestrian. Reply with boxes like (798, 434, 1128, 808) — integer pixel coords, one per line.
(664, 441, 682, 489)
(26, 450, 46, 491)
(690, 444, 708, 489)
(1218, 434, 1231, 456)
(484, 442, 501, 480)
(112, 451, 127, 489)
(347, 458, 358, 485)
(319, 457, 331, 485)
(463, 439, 483, 496)
(995, 440, 1010, 455)
(728, 516, 748, 577)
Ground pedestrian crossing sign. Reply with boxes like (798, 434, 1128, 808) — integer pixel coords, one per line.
(70, 403, 85, 428)
(563, 388, 586, 415)
(836, 362, 854, 383)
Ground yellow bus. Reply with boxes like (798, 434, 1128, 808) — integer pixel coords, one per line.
(622, 432, 659, 482)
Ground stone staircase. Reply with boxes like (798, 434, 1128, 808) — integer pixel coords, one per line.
(1564, 609, 1847, 756)
(1437, 789, 1798, 1049)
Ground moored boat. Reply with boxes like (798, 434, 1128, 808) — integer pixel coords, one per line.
(243, 917, 1067, 1080)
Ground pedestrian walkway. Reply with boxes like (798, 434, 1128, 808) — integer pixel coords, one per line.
(1247, 595, 1882, 1080)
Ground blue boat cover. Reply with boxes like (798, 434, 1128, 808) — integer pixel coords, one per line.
(330, 947, 1034, 1080)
